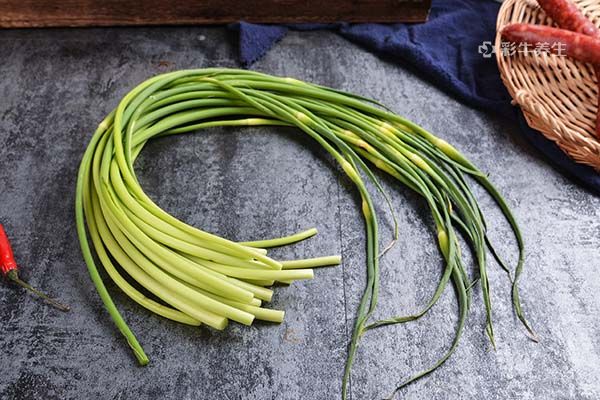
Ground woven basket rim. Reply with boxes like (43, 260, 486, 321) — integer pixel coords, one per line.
(495, 0, 600, 171)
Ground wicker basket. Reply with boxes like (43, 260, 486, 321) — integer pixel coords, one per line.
(496, 0, 600, 170)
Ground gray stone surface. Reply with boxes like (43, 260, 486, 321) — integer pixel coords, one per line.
(0, 26, 599, 400)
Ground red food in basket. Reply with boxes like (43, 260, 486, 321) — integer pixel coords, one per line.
(537, 0, 598, 35)
(536, 0, 600, 137)
(502, 23, 600, 63)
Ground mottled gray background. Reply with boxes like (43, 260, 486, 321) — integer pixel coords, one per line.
(0, 27, 599, 400)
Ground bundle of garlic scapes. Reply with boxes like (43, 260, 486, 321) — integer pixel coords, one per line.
(75, 68, 534, 398)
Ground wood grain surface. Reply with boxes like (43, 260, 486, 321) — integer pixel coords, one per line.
(0, 0, 431, 28)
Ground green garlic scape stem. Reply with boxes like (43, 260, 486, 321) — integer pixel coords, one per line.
(75, 68, 534, 398)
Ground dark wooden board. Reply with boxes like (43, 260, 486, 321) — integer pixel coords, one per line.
(0, 0, 431, 28)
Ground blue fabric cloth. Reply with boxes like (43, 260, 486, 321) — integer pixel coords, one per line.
(231, 0, 600, 195)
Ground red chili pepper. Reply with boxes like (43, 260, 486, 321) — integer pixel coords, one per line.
(0, 223, 70, 312)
